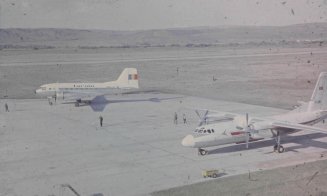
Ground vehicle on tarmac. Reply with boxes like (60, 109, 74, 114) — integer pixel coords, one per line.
(202, 169, 220, 178)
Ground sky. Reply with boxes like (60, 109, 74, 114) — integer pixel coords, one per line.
(0, 0, 327, 30)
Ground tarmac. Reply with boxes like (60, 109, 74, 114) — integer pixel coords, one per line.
(152, 158, 327, 196)
(1, 94, 327, 196)
(2, 45, 327, 195)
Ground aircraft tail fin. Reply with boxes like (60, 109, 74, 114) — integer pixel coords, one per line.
(308, 72, 327, 111)
(115, 68, 139, 89)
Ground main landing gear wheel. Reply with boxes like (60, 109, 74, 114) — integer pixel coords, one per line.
(277, 145, 285, 153)
(198, 149, 208, 156)
(273, 145, 285, 153)
(272, 130, 285, 153)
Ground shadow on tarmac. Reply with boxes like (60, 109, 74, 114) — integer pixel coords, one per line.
(63, 95, 183, 112)
(208, 132, 327, 155)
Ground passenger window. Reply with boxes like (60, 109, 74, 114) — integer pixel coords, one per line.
(208, 130, 211, 133)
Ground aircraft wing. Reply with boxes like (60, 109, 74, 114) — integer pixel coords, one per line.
(271, 121, 327, 133)
(62, 94, 109, 112)
(62, 90, 107, 101)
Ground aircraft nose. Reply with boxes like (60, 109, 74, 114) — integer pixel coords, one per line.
(182, 135, 195, 147)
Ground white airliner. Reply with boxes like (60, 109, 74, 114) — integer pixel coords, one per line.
(182, 72, 327, 155)
(35, 68, 139, 110)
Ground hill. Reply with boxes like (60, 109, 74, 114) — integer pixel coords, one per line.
(1, 23, 327, 48)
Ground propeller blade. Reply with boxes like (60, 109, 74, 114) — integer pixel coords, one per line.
(195, 110, 201, 119)
(202, 110, 209, 125)
(196, 109, 209, 126)
(246, 113, 249, 126)
(245, 113, 249, 148)
(245, 132, 249, 149)
(204, 110, 209, 116)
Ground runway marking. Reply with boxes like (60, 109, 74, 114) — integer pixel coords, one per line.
(2, 50, 327, 66)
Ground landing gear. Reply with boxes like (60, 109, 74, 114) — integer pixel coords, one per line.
(198, 148, 208, 156)
(277, 145, 285, 153)
(273, 130, 285, 153)
(273, 144, 285, 153)
(75, 99, 82, 107)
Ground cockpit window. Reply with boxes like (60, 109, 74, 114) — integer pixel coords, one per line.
(208, 129, 211, 133)
(211, 129, 214, 133)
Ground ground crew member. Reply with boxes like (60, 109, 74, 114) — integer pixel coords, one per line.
(99, 116, 103, 127)
(5, 103, 9, 112)
(174, 112, 178, 125)
(183, 113, 187, 124)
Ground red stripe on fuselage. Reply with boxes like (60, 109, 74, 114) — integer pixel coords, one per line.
(231, 131, 245, 136)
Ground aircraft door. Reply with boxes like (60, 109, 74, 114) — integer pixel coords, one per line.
(56, 91, 64, 100)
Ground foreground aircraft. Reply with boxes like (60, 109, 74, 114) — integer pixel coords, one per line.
(182, 72, 327, 155)
(35, 68, 139, 109)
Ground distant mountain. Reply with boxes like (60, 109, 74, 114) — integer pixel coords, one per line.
(1, 23, 327, 48)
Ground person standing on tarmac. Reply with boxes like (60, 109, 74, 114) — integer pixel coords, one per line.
(183, 113, 187, 124)
(5, 103, 9, 112)
(99, 116, 103, 127)
(174, 112, 178, 125)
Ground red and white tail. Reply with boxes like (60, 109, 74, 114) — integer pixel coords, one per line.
(115, 68, 139, 89)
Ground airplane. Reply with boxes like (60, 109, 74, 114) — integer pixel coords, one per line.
(35, 68, 139, 110)
(182, 72, 327, 155)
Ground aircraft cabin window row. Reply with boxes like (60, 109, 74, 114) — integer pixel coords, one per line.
(73, 85, 95, 88)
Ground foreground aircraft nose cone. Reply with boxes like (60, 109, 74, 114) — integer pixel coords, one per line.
(182, 135, 195, 147)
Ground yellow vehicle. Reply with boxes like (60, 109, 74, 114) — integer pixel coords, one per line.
(202, 169, 219, 178)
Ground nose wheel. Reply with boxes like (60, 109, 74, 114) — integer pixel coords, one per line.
(75, 99, 82, 107)
(198, 148, 208, 156)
